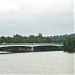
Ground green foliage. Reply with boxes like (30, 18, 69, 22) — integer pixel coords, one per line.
(12, 34, 23, 43)
(0, 36, 7, 43)
(63, 37, 75, 52)
(0, 33, 53, 43)
(28, 35, 36, 43)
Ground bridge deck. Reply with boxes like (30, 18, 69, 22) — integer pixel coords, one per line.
(0, 43, 63, 48)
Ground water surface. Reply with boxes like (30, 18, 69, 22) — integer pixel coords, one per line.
(0, 51, 74, 74)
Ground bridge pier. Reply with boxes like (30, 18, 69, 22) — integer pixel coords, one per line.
(30, 47, 34, 51)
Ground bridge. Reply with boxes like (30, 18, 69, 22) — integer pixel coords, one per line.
(0, 43, 63, 53)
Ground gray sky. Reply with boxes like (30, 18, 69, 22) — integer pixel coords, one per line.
(0, 0, 74, 36)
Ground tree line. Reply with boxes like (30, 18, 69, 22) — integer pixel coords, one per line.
(0, 33, 54, 43)
(0, 33, 73, 43)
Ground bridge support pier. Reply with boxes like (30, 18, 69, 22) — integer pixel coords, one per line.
(31, 47, 34, 51)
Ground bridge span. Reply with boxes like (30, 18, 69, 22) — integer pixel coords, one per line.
(0, 43, 63, 53)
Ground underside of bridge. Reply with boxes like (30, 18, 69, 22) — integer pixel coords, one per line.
(0, 46, 32, 53)
(33, 46, 62, 52)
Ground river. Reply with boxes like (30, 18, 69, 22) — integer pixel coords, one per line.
(0, 51, 74, 75)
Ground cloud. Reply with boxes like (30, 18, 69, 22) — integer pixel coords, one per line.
(0, 0, 73, 13)
(0, 0, 74, 36)
(0, 2, 20, 11)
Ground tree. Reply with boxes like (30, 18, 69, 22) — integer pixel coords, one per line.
(12, 34, 23, 43)
(22, 36, 27, 43)
(28, 35, 36, 43)
(38, 33, 43, 37)
(63, 37, 75, 52)
(6, 37, 12, 43)
(0, 36, 6, 43)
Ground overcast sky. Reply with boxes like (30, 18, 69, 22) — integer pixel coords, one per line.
(0, 0, 74, 36)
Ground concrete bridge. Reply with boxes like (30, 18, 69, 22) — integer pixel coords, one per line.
(0, 43, 63, 53)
